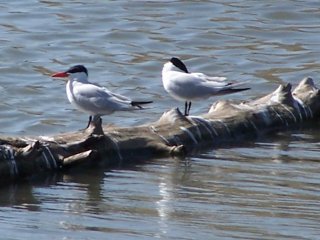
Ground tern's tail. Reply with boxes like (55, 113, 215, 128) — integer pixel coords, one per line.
(131, 100, 153, 109)
(219, 87, 250, 95)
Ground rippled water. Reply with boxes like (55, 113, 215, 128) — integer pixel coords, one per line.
(1, 0, 320, 239)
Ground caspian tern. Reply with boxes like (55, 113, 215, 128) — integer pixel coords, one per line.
(162, 57, 250, 116)
(51, 65, 152, 127)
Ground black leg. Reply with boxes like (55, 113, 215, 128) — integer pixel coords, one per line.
(187, 101, 192, 116)
(184, 101, 188, 116)
(86, 116, 92, 129)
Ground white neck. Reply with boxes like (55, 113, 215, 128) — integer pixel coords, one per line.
(162, 62, 182, 74)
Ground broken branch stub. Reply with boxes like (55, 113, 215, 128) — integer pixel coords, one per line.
(0, 77, 319, 184)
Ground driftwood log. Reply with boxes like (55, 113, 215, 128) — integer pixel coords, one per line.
(0, 77, 319, 185)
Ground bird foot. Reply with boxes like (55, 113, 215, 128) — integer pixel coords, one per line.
(85, 116, 104, 136)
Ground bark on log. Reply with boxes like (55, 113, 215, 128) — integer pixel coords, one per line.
(0, 77, 319, 185)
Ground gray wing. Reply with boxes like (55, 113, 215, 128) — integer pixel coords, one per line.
(190, 72, 227, 82)
(73, 84, 132, 113)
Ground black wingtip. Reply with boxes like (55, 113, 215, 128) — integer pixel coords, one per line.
(131, 100, 153, 109)
(219, 87, 251, 95)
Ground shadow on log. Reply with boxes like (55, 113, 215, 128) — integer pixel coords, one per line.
(0, 77, 319, 185)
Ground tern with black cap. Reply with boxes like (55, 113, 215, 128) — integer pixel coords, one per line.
(51, 65, 152, 128)
(162, 57, 250, 116)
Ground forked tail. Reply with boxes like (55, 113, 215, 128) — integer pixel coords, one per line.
(219, 87, 250, 95)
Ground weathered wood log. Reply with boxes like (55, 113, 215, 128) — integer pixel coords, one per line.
(0, 77, 319, 185)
